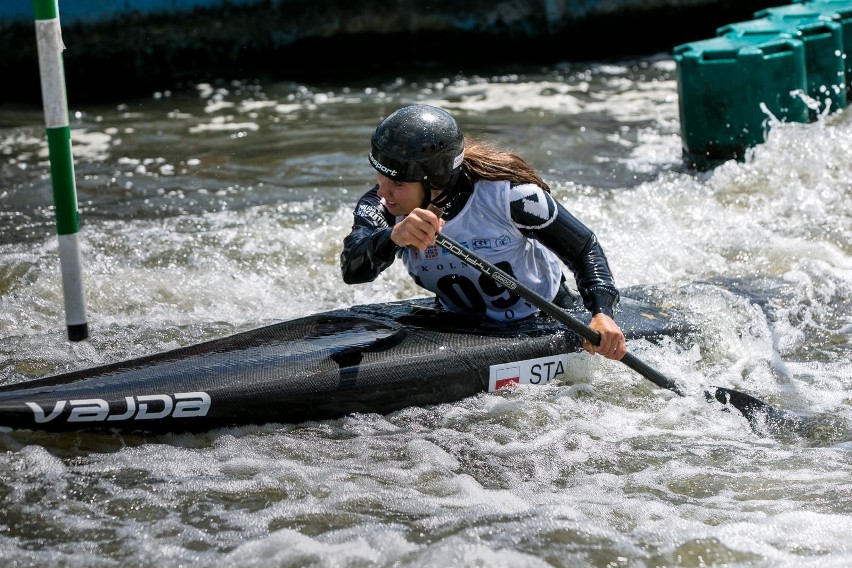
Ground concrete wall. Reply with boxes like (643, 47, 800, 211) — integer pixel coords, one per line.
(1, 0, 788, 103)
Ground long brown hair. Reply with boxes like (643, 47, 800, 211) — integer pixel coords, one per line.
(460, 136, 550, 191)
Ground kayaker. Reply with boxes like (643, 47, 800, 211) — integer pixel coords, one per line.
(340, 104, 626, 360)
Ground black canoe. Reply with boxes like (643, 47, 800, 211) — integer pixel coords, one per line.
(0, 293, 683, 433)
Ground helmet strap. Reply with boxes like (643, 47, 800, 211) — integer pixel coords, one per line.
(420, 180, 432, 209)
(420, 170, 461, 209)
(427, 172, 461, 209)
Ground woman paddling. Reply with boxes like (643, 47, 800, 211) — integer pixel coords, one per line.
(340, 104, 626, 360)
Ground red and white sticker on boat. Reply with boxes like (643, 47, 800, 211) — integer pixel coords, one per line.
(488, 354, 570, 392)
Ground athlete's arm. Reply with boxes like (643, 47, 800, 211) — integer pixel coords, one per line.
(340, 186, 400, 284)
(510, 185, 620, 317)
(536, 206, 620, 318)
(510, 184, 624, 359)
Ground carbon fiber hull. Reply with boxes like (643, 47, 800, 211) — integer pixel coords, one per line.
(0, 295, 680, 433)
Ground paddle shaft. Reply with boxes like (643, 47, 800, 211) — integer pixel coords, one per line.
(431, 231, 685, 396)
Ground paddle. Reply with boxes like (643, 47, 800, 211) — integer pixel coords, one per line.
(425, 206, 795, 431)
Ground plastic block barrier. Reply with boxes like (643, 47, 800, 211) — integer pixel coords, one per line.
(674, 35, 809, 170)
(675, 0, 852, 170)
(791, 0, 852, 88)
(739, 4, 848, 114)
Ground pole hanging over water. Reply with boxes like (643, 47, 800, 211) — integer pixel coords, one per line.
(33, 0, 89, 341)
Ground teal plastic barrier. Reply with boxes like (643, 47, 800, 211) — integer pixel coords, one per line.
(790, 0, 852, 94)
(718, 10, 846, 117)
(674, 35, 809, 170)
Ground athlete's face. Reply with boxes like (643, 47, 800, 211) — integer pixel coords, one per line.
(376, 173, 424, 216)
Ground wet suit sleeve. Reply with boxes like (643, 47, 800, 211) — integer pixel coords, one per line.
(340, 186, 401, 284)
(510, 184, 620, 318)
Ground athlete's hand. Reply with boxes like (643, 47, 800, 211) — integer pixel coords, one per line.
(583, 313, 626, 360)
(390, 208, 444, 251)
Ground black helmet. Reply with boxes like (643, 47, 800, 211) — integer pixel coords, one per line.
(369, 104, 465, 186)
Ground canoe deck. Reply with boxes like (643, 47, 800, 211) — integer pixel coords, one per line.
(0, 292, 684, 433)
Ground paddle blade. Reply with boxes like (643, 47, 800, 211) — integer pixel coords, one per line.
(709, 386, 799, 431)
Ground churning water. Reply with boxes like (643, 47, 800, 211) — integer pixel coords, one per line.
(1, 55, 850, 566)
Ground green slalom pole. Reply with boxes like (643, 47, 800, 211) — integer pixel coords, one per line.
(33, 0, 89, 341)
